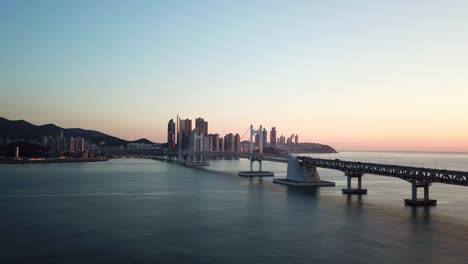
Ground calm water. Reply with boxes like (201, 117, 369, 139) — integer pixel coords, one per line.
(1, 152, 468, 263)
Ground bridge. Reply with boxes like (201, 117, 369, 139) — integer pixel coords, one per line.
(153, 124, 468, 207)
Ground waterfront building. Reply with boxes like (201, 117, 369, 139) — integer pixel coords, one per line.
(195, 118, 208, 136)
(279, 135, 286, 145)
(262, 128, 267, 148)
(167, 119, 176, 151)
(295, 134, 299, 144)
(53, 137, 62, 152)
(74, 137, 85, 152)
(67, 137, 75, 152)
(208, 133, 220, 151)
(177, 117, 192, 151)
(224, 133, 234, 152)
(270, 127, 277, 148)
(234, 133, 240, 152)
(218, 138, 224, 152)
(203, 137, 213, 151)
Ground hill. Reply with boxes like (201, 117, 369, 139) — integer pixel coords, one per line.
(239, 141, 338, 154)
(0, 117, 156, 147)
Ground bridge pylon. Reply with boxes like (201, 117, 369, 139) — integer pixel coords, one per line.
(185, 130, 209, 167)
(238, 125, 274, 177)
(404, 181, 437, 206)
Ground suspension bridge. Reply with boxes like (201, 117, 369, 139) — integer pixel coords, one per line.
(153, 124, 468, 207)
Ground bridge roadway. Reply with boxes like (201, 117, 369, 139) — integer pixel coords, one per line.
(171, 151, 468, 187)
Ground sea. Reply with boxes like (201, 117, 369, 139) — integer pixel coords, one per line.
(1, 151, 468, 264)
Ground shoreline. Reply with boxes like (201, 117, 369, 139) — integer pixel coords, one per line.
(0, 157, 108, 164)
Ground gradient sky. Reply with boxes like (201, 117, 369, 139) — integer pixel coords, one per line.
(1, 0, 468, 152)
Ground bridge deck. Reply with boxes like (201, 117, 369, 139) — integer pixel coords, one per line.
(161, 151, 468, 186)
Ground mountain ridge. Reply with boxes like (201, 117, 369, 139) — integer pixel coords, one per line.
(0, 117, 156, 147)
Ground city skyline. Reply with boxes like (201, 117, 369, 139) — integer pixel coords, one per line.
(1, 1, 468, 152)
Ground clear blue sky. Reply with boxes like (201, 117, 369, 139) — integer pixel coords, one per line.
(1, 0, 468, 151)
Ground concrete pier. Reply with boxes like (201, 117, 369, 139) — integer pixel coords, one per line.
(342, 173, 367, 194)
(404, 181, 437, 206)
(185, 162, 210, 167)
(273, 155, 335, 187)
(238, 171, 274, 177)
(273, 179, 335, 186)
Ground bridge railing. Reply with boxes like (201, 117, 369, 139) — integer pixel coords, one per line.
(299, 157, 468, 186)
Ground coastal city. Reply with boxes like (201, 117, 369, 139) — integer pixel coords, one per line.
(167, 116, 300, 154)
(0, 115, 328, 163)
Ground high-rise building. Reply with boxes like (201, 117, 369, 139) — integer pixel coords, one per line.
(177, 118, 192, 150)
(234, 133, 240, 152)
(53, 136, 64, 153)
(208, 133, 220, 151)
(295, 134, 299, 144)
(270, 127, 277, 148)
(218, 138, 224, 152)
(224, 133, 234, 152)
(255, 133, 260, 147)
(262, 128, 267, 148)
(195, 117, 208, 136)
(278, 135, 286, 145)
(74, 137, 85, 152)
(203, 137, 213, 151)
(68, 137, 75, 152)
(167, 119, 176, 151)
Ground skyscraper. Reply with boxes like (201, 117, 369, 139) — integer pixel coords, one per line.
(295, 134, 299, 144)
(270, 127, 277, 148)
(279, 135, 286, 145)
(208, 133, 220, 151)
(68, 137, 75, 152)
(74, 137, 85, 152)
(167, 119, 176, 151)
(178, 118, 192, 151)
(219, 138, 224, 152)
(195, 117, 208, 136)
(224, 133, 234, 152)
(262, 128, 267, 148)
(234, 133, 240, 152)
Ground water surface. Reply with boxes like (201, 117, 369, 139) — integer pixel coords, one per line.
(1, 152, 468, 263)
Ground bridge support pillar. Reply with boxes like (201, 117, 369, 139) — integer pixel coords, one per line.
(342, 173, 367, 194)
(273, 155, 335, 186)
(404, 181, 437, 206)
(239, 159, 274, 177)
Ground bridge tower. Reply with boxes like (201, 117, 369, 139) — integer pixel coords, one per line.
(238, 125, 273, 177)
(249, 124, 263, 171)
(186, 130, 209, 167)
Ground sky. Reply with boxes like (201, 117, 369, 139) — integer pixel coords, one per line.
(1, 0, 468, 152)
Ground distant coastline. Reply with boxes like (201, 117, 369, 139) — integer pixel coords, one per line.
(337, 150, 468, 155)
(0, 157, 108, 165)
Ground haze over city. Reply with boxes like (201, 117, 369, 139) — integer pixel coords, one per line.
(1, 1, 467, 152)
